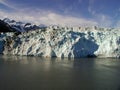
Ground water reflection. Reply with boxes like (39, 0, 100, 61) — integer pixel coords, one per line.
(0, 55, 120, 90)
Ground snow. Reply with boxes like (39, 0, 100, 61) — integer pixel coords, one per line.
(0, 26, 120, 58)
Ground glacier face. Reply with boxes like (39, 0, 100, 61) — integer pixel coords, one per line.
(0, 26, 120, 58)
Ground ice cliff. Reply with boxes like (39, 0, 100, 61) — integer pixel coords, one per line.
(0, 26, 120, 58)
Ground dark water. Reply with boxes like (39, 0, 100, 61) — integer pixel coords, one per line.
(0, 55, 120, 90)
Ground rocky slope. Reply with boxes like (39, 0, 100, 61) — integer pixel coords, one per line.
(0, 19, 14, 32)
(0, 25, 120, 58)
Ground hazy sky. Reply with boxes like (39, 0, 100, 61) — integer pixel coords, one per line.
(0, 0, 120, 27)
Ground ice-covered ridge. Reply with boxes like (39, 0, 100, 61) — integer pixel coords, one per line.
(0, 26, 120, 58)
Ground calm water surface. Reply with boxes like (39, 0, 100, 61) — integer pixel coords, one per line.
(0, 55, 120, 90)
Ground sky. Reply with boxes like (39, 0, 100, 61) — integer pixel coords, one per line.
(0, 0, 120, 27)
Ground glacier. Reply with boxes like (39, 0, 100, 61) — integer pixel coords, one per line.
(0, 26, 120, 58)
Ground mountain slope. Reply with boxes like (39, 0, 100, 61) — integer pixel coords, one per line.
(0, 19, 13, 32)
(3, 18, 46, 32)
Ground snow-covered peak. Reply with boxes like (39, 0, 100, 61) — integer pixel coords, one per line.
(2, 18, 46, 32)
(3, 18, 11, 23)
